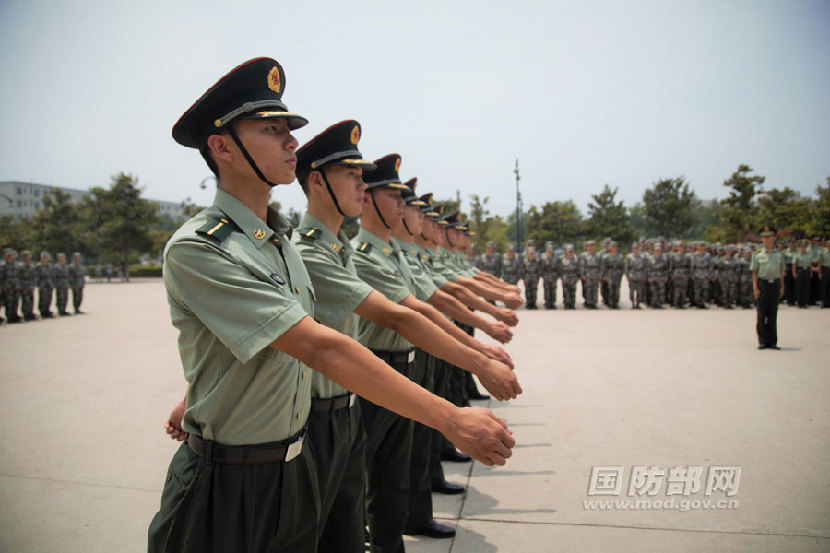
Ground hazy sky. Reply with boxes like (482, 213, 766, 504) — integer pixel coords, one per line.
(1, 0, 828, 219)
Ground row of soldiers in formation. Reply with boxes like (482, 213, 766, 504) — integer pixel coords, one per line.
(0, 249, 86, 324)
(474, 236, 830, 310)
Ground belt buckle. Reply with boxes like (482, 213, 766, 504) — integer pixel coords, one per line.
(285, 435, 303, 462)
(408, 350, 416, 363)
(348, 394, 356, 408)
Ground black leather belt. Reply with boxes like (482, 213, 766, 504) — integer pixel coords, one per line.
(311, 393, 356, 412)
(760, 278, 780, 284)
(371, 348, 416, 366)
(187, 431, 304, 464)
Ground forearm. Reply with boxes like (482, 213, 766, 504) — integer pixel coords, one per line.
(445, 282, 502, 318)
(455, 275, 506, 302)
(428, 289, 493, 333)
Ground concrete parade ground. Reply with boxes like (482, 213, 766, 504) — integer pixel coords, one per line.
(1, 279, 828, 553)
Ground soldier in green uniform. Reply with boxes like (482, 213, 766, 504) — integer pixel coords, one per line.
(52, 253, 70, 316)
(820, 238, 830, 308)
(600, 241, 623, 309)
(350, 154, 519, 552)
(68, 252, 86, 314)
(19, 251, 37, 321)
(36, 252, 55, 318)
(148, 58, 516, 553)
(541, 241, 560, 309)
(561, 244, 579, 309)
(793, 239, 812, 308)
(625, 242, 646, 309)
(2, 249, 22, 323)
(522, 246, 541, 309)
(578, 240, 601, 309)
(783, 240, 798, 306)
(751, 226, 785, 349)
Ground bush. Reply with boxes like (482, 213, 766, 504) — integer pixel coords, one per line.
(129, 264, 163, 277)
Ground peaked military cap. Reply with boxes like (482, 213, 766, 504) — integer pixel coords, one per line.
(363, 154, 410, 191)
(487, 241, 496, 248)
(433, 203, 449, 225)
(295, 120, 376, 182)
(172, 57, 308, 149)
(442, 210, 461, 228)
(402, 178, 427, 206)
(759, 225, 776, 237)
(419, 193, 440, 217)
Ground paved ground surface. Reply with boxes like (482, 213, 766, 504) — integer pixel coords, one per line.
(1, 279, 828, 553)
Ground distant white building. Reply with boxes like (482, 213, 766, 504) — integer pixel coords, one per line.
(0, 181, 184, 220)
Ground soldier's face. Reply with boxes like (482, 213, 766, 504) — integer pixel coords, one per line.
(322, 165, 366, 217)
(229, 118, 298, 185)
(587, 244, 595, 253)
(486, 246, 493, 254)
(23, 254, 31, 264)
(403, 205, 424, 235)
(366, 187, 404, 230)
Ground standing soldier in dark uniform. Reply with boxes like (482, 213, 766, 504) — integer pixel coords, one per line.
(793, 240, 812, 308)
(522, 246, 541, 309)
(600, 241, 623, 309)
(821, 238, 830, 308)
(479, 241, 503, 278)
(783, 240, 798, 306)
(502, 243, 522, 286)
(669, 241, 690, 309)
(541, 241, 560, 309)
(578, 240, 601, 309)
(646, 243, 669, 308)
(599, 237, 611, 306)
(691, 241, 712, 308)
(625, 242, 646, 309)
(36, 252, 55, 318)
(19, 251, 37, 321)
(53, 253, 71, 316)
(560, 244, 579, 309)
(2, 249, 22, 323)
(68, 252, 86, 314)
(752, 226, 785, 349)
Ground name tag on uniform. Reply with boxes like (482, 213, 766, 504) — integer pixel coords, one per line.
(286, 434, 303, 462)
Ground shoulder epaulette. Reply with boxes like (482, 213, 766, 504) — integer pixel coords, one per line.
(356, 241, 373, 254)
(297, 227, 323, 240)
(196, 217, 237, 242)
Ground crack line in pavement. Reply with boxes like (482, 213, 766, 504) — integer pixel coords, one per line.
(0, 473, 160, 493)
(455, 517, 830, 540)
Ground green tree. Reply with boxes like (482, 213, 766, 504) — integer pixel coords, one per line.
(83, 172, 159, 267)
(642, 176, 697, 238)
(468, 194, 492, 251)
(585, 184, 634, 243)
(525, 201, 583, 246)
(807, 178, 830, 238)
(756, 187, 812, 236)
(30, 189, 88, 255)
(719, 164, 764, 241)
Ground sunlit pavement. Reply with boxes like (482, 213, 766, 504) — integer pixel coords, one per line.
(2, 279, 828, 552)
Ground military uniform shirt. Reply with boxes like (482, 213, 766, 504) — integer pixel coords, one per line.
(293, 213, 374, 399)
(750, 248, 785, 281)
(352, 228, 414, 352)
(164, 189, 315, 445)
(391, 237, 438, 302)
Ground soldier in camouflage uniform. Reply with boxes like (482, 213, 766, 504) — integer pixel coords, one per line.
(502, 243, 523, 286)
(710, 244, 725, 305)
(600, 241, 623, 309)
(68, 252, 86, 314)
(691, 242, 712, 308)
(646, 243, 669, 308)
(19, 250, 37, 321)
(541, 241, 560, 309)
(478, 241, 503, 278)
(599, 237, 611, 306)
(737, 244, 753, 308)
(36, 252, 55, 318)
(2, 249, 23, 323)
(53, 252, 71, 316)
(522, 246, 542, 309)
(669, 241, 690, 309)
(624, 242, 646, 309)
(720, 246, 739, 308)
(578, 240, 601, 309)
(560, 244, 579, 309)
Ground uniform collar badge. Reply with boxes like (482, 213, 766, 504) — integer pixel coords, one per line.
(253, 229, 267, 240)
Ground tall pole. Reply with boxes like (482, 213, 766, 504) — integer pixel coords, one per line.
(514, 159, 521, 249)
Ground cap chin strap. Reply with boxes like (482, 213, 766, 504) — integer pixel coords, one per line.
(226, 125, 280, 188)
(401, 216, 414, 236)
(318, 168, 346, 217)
(369, 189, 391, 230)
(446, 230, 455, 248)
